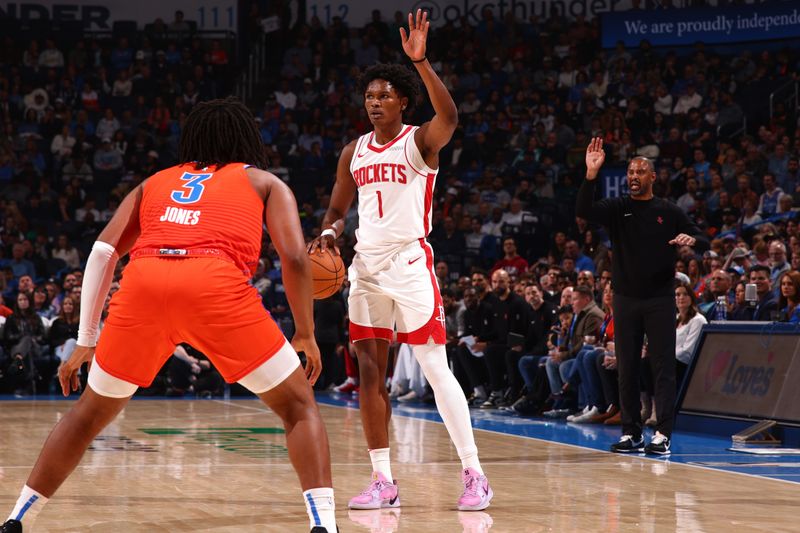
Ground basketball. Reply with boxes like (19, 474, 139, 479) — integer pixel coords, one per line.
(309, 249, 345, 299)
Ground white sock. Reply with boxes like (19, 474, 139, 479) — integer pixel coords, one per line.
(413, 343, 484, 476)
(369, 447, 392, 481)
(303, 487, 336, 532)
(8, 485, 48, 525)
(457, 444, 483, 475)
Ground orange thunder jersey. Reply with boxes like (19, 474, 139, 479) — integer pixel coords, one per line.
(131, 163, 263, 276)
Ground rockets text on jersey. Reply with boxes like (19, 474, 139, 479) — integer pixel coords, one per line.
(349, 124, 438, 257)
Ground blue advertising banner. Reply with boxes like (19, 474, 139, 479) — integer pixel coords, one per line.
(602, 3, 800, 47)
(600, 167, 628, 198)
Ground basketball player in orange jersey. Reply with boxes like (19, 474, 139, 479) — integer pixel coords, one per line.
(309, 10, 492, 511)
(2, 98, 338, 533)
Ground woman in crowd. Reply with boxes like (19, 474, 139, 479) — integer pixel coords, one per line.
(32, 286, 57, 320)
(49, 295, 79, 364)
(675, 282, 707, 387)
(3, 291, 52, 394)
(687, 258, 705, 293)
(729, 281, 751, 320)
(778, 271, 800, 323)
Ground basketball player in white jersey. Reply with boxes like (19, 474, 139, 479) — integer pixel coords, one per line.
(308, 10, 492, 511)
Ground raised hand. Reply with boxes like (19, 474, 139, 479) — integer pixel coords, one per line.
(585, 136, 606, 180)
(399, 9, 429, 62)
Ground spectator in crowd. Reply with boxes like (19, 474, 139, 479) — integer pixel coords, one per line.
(700, 269, 733, 319)
(674, 282, 706, 385)
(169, 10, 192, 34)
(504, 283, 556, 406)
(51, 234, 81, 270)
(768, 240, 790, 289)
(478, 269, 529, 409)
(515, 303, 574, 416)
(455, 286, 491, 405)
(49, 295, 79, 364)
(9, 243, 36, 279)
(3, 291, 51, 395)
(32, 286, 56, 319)
(564, 283, 616, 424)
(778, 271, 800, 323)
(542, 285, 604, 418)
(390, 343, 431, 403)
(747, 265, 778, 321)
(758, 173, 783, 217)
(313, 292, 346, 391)
(576, 270, 595, 291)
(490, 237, 528, 279)
(732, 174, 758, 210)
(729, 281, 751, 320)
(563, 239, 595, 273)
(167, 345, 223, 398)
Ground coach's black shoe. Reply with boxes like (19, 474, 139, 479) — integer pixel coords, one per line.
(644, 432, 671, 455)
(1, 519, 22, 533)
(310, 527, 339, 533)
(610, 434, 644, 453)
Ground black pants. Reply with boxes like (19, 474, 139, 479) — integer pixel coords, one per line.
(315, 342, 342, 391)
(448, 344, 471, 396)
(595, 352, 619, 409)
(456, 345, 488, 392)
(484, 343, 508, 393)
(613, 293, 676, 438)
(504, 348, 526, 398)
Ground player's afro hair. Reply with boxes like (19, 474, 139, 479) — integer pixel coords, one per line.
(359, 63, 421, 114)
(179, 96, 268, 170)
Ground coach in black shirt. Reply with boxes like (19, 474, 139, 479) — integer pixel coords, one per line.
(576, 138, 707, 455)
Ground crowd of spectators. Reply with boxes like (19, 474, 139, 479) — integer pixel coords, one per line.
(0, 9, 236, 394)
(2, 6, 800, 404)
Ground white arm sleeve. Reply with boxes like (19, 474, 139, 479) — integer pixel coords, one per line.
(77, 241, 119, 347)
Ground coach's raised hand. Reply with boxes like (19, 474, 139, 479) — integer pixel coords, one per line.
(585, 136, 605, 181)
(400, 9, 429, 62)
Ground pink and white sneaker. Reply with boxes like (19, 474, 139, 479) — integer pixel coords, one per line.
(348, 472, 400, 510)
(457, 468, 493, 511)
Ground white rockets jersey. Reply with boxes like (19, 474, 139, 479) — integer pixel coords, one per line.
(349, 124, 437, 266)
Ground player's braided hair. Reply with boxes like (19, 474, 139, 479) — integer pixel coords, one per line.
(179, 96, 267, 170)
(358, 63, 421, 114)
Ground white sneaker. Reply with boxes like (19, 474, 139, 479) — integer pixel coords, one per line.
(567, 405, 591, 422)
(571, 405, 600, 423)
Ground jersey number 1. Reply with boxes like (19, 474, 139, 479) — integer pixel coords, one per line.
(171, 173, 213, 204)
(376, 190, 383, 218)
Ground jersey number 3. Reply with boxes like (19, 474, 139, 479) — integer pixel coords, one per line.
(171, 173, 213, 204)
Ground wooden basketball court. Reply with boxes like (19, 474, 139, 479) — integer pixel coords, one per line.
(1, 398, 798, 532)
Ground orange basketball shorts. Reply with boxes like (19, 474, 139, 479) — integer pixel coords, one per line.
(95, 257, 286, 387)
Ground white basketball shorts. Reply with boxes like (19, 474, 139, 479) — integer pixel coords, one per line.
(348, 239, 445, 345)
